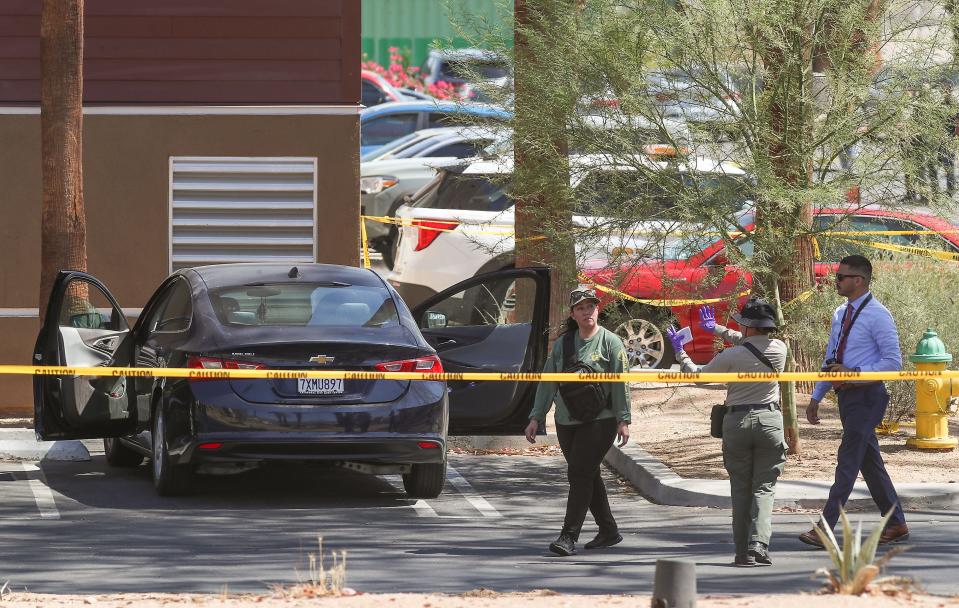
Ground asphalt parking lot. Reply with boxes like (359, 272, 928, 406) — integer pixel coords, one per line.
(2, 448, 959, 597)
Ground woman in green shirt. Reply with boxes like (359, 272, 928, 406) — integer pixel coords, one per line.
(524, 286, 631, 556)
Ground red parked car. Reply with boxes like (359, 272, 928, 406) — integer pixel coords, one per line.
(584, 208, 959, 369)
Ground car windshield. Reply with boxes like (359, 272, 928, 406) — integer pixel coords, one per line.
(442, 60, 509, 81)
(209, 283, 399, 328)
(411, 171, 513, 212)
(574, 170, 753, 219)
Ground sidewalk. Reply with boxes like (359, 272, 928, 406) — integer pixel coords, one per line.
(0, 428, 90, 461)
(605, 441, 959, 510)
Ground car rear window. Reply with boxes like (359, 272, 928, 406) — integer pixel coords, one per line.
(209, 283, 400, 328)
(411, 172, 513, 212)
(574, 170, 752, 219)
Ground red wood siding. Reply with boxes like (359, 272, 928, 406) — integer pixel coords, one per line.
(0, 0, 360, 104)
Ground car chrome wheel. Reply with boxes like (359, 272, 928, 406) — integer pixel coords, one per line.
(614, 317, 674, 369)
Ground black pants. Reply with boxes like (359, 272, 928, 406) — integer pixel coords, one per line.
(556, 417, 618, 540)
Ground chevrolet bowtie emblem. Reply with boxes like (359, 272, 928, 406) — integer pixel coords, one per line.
(309, 355, 335, 365)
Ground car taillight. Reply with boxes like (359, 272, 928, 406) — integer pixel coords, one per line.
(413, 220, 458, 251)
(187, 356, 265, 372)
(375, 355, 443, 373)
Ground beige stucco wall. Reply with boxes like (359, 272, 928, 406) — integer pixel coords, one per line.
(0, 110, 360, 413)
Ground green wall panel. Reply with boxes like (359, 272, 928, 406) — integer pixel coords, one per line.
(362, 0, 511, 67)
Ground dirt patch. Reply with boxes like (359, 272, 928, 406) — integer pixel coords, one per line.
(0, 590, 956, 608)
(629, 383, 959, 482)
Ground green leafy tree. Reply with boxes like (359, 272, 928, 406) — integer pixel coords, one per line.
(454, 0, 959, 452)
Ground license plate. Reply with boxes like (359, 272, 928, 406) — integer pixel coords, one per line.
(297, 378, 344, 395)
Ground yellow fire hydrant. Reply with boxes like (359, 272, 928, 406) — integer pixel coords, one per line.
(907, 328, 958, 450)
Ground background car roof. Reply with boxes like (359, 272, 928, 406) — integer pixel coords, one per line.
(359, 100, 511, 120)
(186, 263, 384, 290)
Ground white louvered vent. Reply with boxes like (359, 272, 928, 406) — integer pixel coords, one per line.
(170, 157, 317, 271)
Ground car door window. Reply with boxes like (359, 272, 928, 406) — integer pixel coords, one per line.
(426, 141, 480, 158)
(815, 215, 890, 261)
(56, 278, 129, 362)
(421, 276, 534, 327)
(151, 279, 193, 333)
(882, 218, 958, 252)
(428, 112, 454, 129)
(362, 81, 386, 107)
(362, 113, 419, 147)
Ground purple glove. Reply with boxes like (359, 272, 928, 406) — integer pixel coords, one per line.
(666, 326, 686, 353)
(699, 305, 717, 333)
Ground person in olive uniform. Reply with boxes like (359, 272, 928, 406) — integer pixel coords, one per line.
(667, 298, 787, 567)
(524, 287, 631, 557)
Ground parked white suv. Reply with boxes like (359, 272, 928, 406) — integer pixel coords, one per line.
(386, 153, 751, 307)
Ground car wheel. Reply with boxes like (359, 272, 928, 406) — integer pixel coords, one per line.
(402, 460, 447, 499)
(103, 437, 144, 467)
(152, 406, 193, 496)
(612, 312, 675, 369)
(381, 225, 399, 270)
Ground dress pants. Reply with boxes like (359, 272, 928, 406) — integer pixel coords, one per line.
(822, 383, 906, 529)
(556, 417, 618, 540)
(722, 407, 786, 556)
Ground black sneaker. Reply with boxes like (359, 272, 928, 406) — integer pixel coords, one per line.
(584, 530, 624, 550)
(549, 533, 576, 556)
(734, 554, 756, 567)
(748, 541, 771, 566)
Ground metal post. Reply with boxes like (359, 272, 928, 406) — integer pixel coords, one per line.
(651, 558, 696, 607)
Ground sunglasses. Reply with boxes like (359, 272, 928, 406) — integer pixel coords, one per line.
(570, 289, 597, 302)
(835, 273, 865, 282)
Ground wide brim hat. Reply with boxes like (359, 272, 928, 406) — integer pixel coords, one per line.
(569, 286, 601, 309)
(731, 298, 778, 329)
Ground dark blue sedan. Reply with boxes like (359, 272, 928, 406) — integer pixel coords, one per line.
(33, 264, 549, 497)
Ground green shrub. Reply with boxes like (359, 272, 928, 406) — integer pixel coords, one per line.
(787, 256, 959, 421)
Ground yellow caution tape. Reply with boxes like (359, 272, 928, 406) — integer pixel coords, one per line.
(4, 365, 957, 383)
(835, 237, 959, 262)
(578, 273, 751, 307)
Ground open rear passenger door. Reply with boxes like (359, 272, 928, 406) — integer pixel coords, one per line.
(33, 271, 136, 440)
(412, 267, 550, 435)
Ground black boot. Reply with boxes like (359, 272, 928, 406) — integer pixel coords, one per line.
(549, 531, 576, 556)
(584, 529, 623, 550)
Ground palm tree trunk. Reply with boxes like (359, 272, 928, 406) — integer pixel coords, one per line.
(40, 0, 87, 319)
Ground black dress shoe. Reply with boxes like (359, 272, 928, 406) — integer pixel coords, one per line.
(734, 554, 756, 567)
(747, 541, 771, 565)
(549, 533, 576, 556)
(584, 530, 623, 550)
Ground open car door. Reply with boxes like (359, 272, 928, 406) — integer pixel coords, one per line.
(412, 267, 550, 435)
(33, 270, 136, 440)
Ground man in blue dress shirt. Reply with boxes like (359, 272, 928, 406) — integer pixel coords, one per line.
(799, 255, 910, 547)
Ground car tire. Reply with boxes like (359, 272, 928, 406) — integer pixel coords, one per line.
(402, 460, 447, 499)
(381, 226, 398, 270)
(152, 405, 194, 496)
(608, 305, 676, 369)
(103, 437, 144, 467)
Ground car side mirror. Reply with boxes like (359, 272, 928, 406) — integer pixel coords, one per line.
(425, 311, 448, 328)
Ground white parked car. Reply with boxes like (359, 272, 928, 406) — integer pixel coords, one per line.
(387, 152, 751, 308)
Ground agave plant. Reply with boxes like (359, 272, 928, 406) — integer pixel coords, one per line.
(812, 506, 902, 595)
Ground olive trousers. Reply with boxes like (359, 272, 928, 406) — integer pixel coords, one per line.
(722, 406, 787, 556)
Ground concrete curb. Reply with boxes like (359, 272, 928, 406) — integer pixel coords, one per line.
(605, 442, 959, 511)
(0, 429, 90, 462)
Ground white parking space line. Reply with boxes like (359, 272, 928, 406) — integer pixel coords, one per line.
(22, 463, 60, 520)
(446, 466, 501, 518)
(383, 475, 438, 517)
